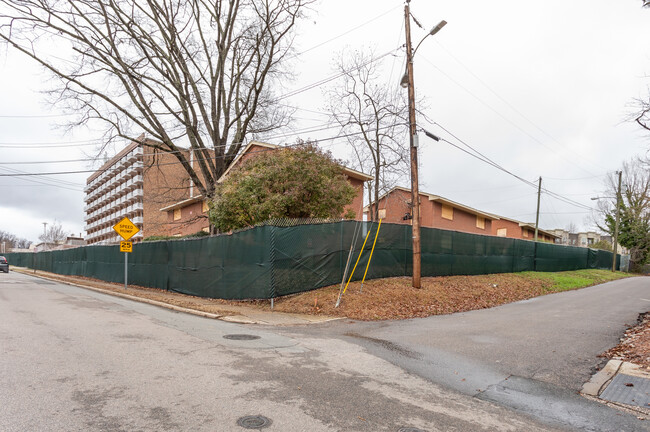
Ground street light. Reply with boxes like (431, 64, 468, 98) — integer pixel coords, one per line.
(401, 1, 446, 288)
(400, 20, 447, 88)
(590, 170, 623, 272)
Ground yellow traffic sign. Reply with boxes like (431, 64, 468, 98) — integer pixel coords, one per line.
(120, 241, 133, 253)
(113, 217, 140, 241)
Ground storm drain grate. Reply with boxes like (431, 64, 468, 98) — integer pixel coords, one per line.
(223, 334, 261, 341)
(397, 428, 427, 432)
(237, 415, 272, 429)
(600, 373, 650, 407)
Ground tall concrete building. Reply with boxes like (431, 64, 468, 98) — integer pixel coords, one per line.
(84, 138, 191, 245)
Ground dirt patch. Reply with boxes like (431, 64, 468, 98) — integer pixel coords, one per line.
(602, 312, 650, 369)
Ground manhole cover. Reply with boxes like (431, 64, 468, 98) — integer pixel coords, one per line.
(397, 428, 427, 432)
(237, 415, 272, 429)
(223, 334, 261, 341)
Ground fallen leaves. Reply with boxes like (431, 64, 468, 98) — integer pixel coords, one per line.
(264, 274, 553, 320)
(602, 312, 650, 368)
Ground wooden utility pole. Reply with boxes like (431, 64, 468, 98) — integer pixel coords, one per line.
(404, 0, 421, 289)
(534, 177, 541, 242)
(612, 170, 622, 272)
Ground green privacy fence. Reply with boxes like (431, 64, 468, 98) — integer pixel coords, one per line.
(6, 220, 620, 300)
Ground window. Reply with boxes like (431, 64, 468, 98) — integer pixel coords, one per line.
(202, 200, 209, 213)
(441, 204, 453, 220)
(378, 209, 386, 219)
(523, 230, 528, 238)
(497, 228, 507, 237)
(173, 208, 181, 221)
(476, 216, 485, 229)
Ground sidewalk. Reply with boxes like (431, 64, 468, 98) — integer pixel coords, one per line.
(12, 267, 340, 326)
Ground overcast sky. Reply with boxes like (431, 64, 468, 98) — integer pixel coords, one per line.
(1, 0, 649, 244)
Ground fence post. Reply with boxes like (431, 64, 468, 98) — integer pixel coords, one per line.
(269, 225, 277, 309)
(533, 241, 538, 272)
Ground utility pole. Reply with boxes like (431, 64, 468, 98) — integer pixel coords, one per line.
(612, 170, 622, 272)
(42, 222, 48, 251)
(404, 0, 421, 289)
(534, 177, 541, 242)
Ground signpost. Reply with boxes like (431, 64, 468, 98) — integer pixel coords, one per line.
(113, 217, 139, 289)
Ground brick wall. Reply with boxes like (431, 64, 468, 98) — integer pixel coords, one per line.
(167, 200, 210, 236)
(371, 189, 492, 235)
(142, 149, 192, 237)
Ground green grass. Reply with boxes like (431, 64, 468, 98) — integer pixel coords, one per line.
(519, 269, 631, 293)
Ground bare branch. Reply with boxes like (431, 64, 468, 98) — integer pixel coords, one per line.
(0, 0, 313, 202)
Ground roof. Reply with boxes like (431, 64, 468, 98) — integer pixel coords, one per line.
(218, 141, 373, 183)
(161, 141, 372, 212)
(493, 215, 560, 239)
(159, 195, 205, 212)
(365, 186, 500, 220)
(87, 138, 140, 184)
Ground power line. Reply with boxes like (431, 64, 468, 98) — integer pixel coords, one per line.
(434, 39, 608, 174)
(275, 49, 400, 102)
(294, 6, 400, 58)
(0, 138, 105, 148)
(419, 54, 599, 177)
(423, 122, 595, 212)
(0, 124, 401, 179)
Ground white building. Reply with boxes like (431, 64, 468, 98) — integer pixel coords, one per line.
(84, 142, 145, 245)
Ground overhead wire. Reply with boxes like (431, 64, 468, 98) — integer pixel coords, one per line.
(433, 39, 608, 173)
(422, 120, 596, 212)
(0, 123, 406, 179)
(418, 54, 600, 177)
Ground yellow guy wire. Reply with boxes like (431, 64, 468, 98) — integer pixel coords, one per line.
(342, 223, 374, 295)
(361, 218, 382, 287)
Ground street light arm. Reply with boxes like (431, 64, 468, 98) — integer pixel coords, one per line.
(413, 20, 447, 56)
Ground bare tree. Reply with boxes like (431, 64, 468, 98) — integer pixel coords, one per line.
(594, 158, 650, 270)
(0, 0, 313, 201)
(325, 49, 409, 221)
(39, 221, 68, 247)
(632, 93, 650, 135)
(565, 222, 578, 234)
(0, 231, 32, 250)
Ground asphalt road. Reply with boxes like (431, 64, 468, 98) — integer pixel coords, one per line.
(1, 271, 563, 432)
(290, 276, 650, 431)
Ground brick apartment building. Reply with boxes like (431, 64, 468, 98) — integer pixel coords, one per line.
(364, 186, 498, 235)
(84, 137, 192, 244)
(86, 139, 372, 243)
(491, 216, 559, 242)
(160, 141, 373, 236)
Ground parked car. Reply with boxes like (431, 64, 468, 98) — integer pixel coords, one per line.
(0, 256, 8, 273)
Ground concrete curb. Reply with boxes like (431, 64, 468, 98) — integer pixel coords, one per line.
(12, 268, 341, 326)
(13, 268, 225, 320)
(582, 359, 622, 397)
(582, 359, 650, 418)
